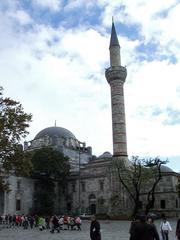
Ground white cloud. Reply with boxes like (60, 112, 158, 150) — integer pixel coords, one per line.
(64, 0, 96, 11)
(7, 9, 33, 25)
(94, 0, 180, 164)
(32, 0, 62, 11)
(125, 60, 180, 158)
(97, 0, 180, 61)
(59, 28, 109, 73)
(0, 10, 113, 155)
(0, 1, 180, 171)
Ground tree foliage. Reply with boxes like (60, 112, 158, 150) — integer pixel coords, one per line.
(31, 147, 70, 180)
(143, 157, 167, 214)
(0, 87, 32, 190)
(33, 179, 55, 215)
(111, 156, 167, 217)
(31, 147, 70, 214)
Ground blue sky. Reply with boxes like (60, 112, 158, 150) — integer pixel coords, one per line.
(0, 0, 180, 172)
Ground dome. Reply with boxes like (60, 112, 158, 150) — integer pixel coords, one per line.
(98, 151, 112, 159)
(34, 126, 76, 140)
(160, 165, 174, 173)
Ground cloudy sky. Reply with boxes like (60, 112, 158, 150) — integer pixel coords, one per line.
(0, 0, 180, 171)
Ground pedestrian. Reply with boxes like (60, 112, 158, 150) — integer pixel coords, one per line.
(59, 216, 64, 230)
(130, 215, 159, 240)
(67, 215, 71, 230)
(176, 218, 180, 240)
(129, 217, 138, 240)
(160, 217, 172, 240)
(23, 216, 29, 229)
(12, 215, 16, 227)
(63, 214, 68, 230)
(29, 216, 35, 229)
(8, 215, 13, 228)
(45, 216, 50, 229)
(75, 216, 82, 230)
(34, 215, 38, 227)
(90, 215, 101, 240)
(50, 215, 60, 233)
(70, 216, 75, 230)
(38, 216, 46, 231)
(147, 217, 154, 225)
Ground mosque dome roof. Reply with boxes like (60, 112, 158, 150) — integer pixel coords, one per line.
(160, 165, 174, 173)
(34, 126, 76, 140)
(98, 151, 112, 159)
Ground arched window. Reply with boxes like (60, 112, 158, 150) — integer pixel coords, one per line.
(89, 194, 96, 202)
(99, 180, 104, 191)
(16, 199, 21, 211)
(161, 200, 166, 209)
(81, 182, 86, 192)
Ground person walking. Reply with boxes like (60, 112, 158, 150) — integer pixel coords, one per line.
(90, 215, 101, 240)
(50, 215, 60, 233)
(23, 216, 29, 229)
(176, 218, 180, 240)
(75, 216, 82, 231)
(160, 217, 172, 240)
(69, 216, 75, 230)
(59, 216, 64, 230)
(129, 217, 139, 240)
(130, 215, 160, 240)
(29, 216, 35, 229)
(38, 216, 46, 231)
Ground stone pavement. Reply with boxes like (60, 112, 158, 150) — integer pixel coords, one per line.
(0, 219, 178, 240)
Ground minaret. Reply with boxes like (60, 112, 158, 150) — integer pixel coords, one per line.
(105, 21, 128, 158)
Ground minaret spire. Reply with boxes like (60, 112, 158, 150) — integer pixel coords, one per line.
(105, 20, 127, 158)
(110, 19, 120, 48)
(109, 20, 121, 66)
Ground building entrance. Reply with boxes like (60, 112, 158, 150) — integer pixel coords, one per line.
(90, 203, 96, 215)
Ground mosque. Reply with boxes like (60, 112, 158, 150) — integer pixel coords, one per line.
(0, 22, 179, 218)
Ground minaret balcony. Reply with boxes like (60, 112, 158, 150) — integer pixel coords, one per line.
(105, 66, 127, 84)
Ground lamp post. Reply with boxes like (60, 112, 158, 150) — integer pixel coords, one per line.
(77, 140, 85, 215)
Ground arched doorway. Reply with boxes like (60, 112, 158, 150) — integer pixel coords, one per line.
(90, 203, 96, 214)
(89, 194, 96, 215)
(67, 202, 71, 213)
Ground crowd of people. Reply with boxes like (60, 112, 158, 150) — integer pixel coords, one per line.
(129, 215, 180, 240)
(0, 214, 82, 233)
(1, 213, 180, 240)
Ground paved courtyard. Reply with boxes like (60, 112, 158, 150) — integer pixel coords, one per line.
(0, 219, 178, 240)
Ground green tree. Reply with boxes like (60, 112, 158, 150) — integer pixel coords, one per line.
(144, 157, 167, 214)
(31, 147, 70, 215)
(0, 87, 32, 190)
(110, 156, 167, 217)
(33, 179, 55, 215)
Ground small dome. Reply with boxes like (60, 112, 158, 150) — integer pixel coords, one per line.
(34, 126, 76, 140)
(160, 165, 174, 173)
(98, 151, 112, 159)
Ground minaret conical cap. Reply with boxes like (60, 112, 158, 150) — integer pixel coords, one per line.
(109, 21, 120, 49)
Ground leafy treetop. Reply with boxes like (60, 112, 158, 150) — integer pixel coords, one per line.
(0, 87, 32, 190)
(31, 147, 70, 181)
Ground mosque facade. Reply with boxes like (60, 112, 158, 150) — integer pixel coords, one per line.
(0, 22, 179, 218)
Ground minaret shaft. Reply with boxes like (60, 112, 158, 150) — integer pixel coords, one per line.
(110, 46, 121, 66)
(105, 22, 128, 157)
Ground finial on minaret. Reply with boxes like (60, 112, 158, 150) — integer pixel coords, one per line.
(109, 19, 120, 49)
(109, 19, 121, 66)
